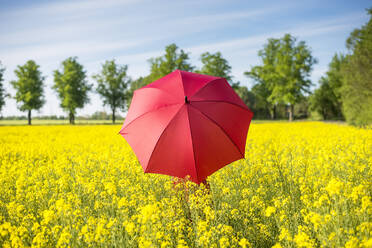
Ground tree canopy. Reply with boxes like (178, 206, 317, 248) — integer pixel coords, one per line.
(10, 60, 45, 125)
(309, 54, 345, 120)
(245, 34, 317, 120)
(53, 57, 91, 124)
(148, 43, 194, 81)
(93, 60, 131, 123)
(126, 43, 195, 106)
(0, 62, 6, 115)
(196, 52, 232, 81)
(340, 8, 372, 126)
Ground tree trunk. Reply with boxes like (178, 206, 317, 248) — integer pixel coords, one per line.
(28, 110, 31, 125)
(69, 112, 75, 125)
(112, 107, 116, 124)
(270, 105, 276, 120)
(288, 104, 294, 121)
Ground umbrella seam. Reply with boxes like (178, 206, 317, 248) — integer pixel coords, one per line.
(189, 104, 245, 159)
(191, 100, 251, 112)
(120, 103, 183, 132)
(189, 78, 222, 98)
(144, 105, 186, 173)
(177, 70, 187, 97)
(186, 105, 199, 183)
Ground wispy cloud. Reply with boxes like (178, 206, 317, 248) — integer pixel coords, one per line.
(1, 0, 143, 19)
(187, 11, 363, 54)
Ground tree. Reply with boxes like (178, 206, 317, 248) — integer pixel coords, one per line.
(340, 8, 372, 126)
(196, 52, 232, 81)
(93, 60, 131, 124)
(126, 44, 194, 107)
(91, 111, 111, 120)
(10, 60, 45, 125)
(126, 76, 151, 109)
(53, 57, 91, 124)
(246, 68, 276, 119)
(148, 43, 194, 81)
(0, 62, 6, 116)
(245, 38, 280, 119)
(251, 83, 272, 119)
(326, 54, 345, 107)
(233, 83, 255, 111)
(309, 54, 345, 120)
(309, 78, 338, 120)
(245, 34, 317, 121)
(294, 95, 309, 119)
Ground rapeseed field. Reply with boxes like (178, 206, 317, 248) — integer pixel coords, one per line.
(0, 122, 371, 247)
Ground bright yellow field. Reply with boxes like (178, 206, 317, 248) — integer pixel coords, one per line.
(0, 122, 371, 248)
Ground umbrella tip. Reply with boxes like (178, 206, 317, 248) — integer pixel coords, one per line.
(185, 96, 189, 104)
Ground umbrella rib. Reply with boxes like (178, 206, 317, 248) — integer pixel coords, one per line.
(144, 106, 185, 173)
(120, 103, 182, 132)
(186, 106, 199, 183)
(189, 104, 244, 158)
(177, 70, 186, 97)
(189, 78, 221, 98)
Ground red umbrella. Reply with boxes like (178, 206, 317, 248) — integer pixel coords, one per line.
(119, 70, 253, 184)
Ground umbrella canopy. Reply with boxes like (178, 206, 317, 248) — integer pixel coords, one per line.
(119, 70, 253, 184)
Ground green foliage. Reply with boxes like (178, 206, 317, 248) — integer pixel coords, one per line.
(93, 60, 131, 123)
(126, 76, 152, 109)
(293, 96, 309, 119)
(309, 78, 338, 120)
(0, 62, 6, 114)
(196, 52, 232, 81)
(53, 57, 91, 124)
(148, 43, 194, 81)
(340, 8, 372, 126)
(251, 82, 273, 119)
(326, 54, 345, 101)
(234, 83, 255, 111)
(127, 44, 194, 107)
(90, 111, 113, 120)
(10, 60, 45, 124)
(245, 34, 317, 120)
(309, 54, 345, 120)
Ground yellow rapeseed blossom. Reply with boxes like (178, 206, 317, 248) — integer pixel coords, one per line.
(0, 122, 370, 247)
(265, 206, 276, 217)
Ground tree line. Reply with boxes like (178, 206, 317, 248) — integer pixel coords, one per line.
(0, 9, 371, 126)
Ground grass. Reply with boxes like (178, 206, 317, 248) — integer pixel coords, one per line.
(0, 119, 124, 126)
(0, 119, 322, 126)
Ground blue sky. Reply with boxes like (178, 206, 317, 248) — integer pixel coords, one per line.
(0, 0, 370, 117)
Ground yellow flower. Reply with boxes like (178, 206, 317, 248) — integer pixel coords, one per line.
(57, 227, 71, 248)
(361, 238, 372, 247)
(125, 222, 135, 236)
(265, 206, 276, 217)
(42, 209, 55, 225)
(325, 178, 344, 196)
(0, 122, 370, 247)
(239, 238, 251, 248)
(361, 196, 371, 211)
(294, 229, 314, 248)
(219, 237, 230, 248)
(345, 237, 359, 248)
(279, 227, 292, 241)
(272, 243, 282, 248)
(328, 232, 336, 240)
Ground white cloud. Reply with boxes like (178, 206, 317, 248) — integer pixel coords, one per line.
(1, 0, 143, 19)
